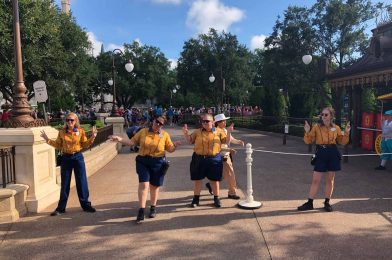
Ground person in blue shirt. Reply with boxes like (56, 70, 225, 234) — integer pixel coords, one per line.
(167, 106, 174, 126)
(375, 110, 392, 170)
(126, 117, 147, 152)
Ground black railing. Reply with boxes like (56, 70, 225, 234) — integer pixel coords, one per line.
(0, 146, 16, 188)
(83, 124, 113, 151)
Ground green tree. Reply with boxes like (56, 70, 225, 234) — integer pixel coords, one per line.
(96, 41, 174, 109)
(311, 0, 379, 123)
(262, 6, 319, 117)
(0, 0, 95, 112)
(177, 29, 255, 109)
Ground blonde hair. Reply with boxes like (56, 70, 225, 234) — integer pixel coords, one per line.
(64, 112, 80, 129)
(201, 113, 214, 122)
(320, 107, 335, 127)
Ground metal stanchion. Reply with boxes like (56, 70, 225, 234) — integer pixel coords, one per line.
(283, 124, 289, 145)
(238, 143, 262, 210)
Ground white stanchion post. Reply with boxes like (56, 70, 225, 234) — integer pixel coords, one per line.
(238, 143, 262, 209)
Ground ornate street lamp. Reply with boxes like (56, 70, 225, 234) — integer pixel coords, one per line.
(7, 0, 45, 127)
(107, 48, 134, 117)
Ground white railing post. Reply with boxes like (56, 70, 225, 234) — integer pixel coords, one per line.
(238, 143, 262, 209)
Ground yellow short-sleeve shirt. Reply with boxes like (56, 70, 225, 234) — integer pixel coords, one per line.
(190, 128, 227, 156)
(131, 128, 174, 157)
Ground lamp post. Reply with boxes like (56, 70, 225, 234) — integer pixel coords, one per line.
(7, 0, 45, 127)
(170, 89, 177, 106)
(107, 48, 134, 117)
(209, 73, 216, 111)
(98, 72, 107, 113)
(209, 68, 225, 113)
(303, 54, 313, 151)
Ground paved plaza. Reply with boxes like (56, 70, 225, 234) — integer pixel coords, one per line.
(0, 126, 391, 259)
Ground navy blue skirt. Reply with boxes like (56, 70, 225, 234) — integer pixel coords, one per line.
(314, 145, 342, 172)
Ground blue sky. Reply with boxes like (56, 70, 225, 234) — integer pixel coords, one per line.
(54, 0, 384, 68)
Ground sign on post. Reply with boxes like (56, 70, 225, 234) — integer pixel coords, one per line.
(33, 80, 48, 103)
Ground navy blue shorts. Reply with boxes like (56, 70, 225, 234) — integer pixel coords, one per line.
(314, 146, 342, 172)
(136, 155, 166, 186)
(190, 153, 223, 181)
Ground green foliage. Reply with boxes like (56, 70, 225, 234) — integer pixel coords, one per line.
(262, 6, 319, 117)
(0, 0, 96, 112)
(361, 88, 377, 112)
(96, 41, 174, 108)
(177, 29, 255, 107)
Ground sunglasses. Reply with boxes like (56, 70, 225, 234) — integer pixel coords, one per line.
(155, 119, 164, 126)
(66, 118, 75, 122)
(321, 113, 330, 117)
(202, 120, 211, 124)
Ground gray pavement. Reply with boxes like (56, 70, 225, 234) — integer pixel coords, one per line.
(0, 126, 391, 259)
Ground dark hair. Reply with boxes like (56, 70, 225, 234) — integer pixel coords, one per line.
(155, 115, 166, 124)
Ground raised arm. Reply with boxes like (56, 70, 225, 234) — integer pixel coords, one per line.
(182, 124, 192, 144)
(226, 123, 234, 144)
(108, 134, 136, 146)
(41, 129, 62, 149)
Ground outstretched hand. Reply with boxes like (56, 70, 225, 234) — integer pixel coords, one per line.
(108, 135, 122, 143)
(304, 120, 310, 133)
(182, 124, 189, 135)
(91, 126, 98, 137)
(230, 148, 237, 155)
(227, 123, 234, 133)
(40, 130, 49, 142)
(345, 121, 351, 134)
(174, 141, 182, 148)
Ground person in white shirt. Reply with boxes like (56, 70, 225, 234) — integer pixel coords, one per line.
(375, 110, 392, 170)
(206, 114, 245, 199)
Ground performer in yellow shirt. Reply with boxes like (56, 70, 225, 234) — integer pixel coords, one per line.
(298, 107, 351, 212)
(183, 113, 233, 208)
(110, 116, 180, 223)
(41, 112, 97, 216)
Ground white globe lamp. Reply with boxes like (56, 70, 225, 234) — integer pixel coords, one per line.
(302, 55, 312, 65)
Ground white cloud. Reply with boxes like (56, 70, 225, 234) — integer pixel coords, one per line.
(87, 32, 103, 57)
(107, 43, 125, 53)
(152, 0, 182, 4)
(250, 34, 267, 51)
(134, 38, 142, 46)
(186, 0, 244, 34)
(169, 58, 178, 70)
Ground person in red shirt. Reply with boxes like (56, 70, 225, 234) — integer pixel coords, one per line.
(1, 110, 10, 125)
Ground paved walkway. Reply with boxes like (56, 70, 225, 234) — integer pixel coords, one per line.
(0, 127, 391, 259)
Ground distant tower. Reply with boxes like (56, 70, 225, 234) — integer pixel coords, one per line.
(61, 0, 70, 14)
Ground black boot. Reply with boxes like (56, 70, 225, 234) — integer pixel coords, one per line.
(136, 208, 145, 223)
(297, 199, 314, 211)
(190, 196, 200, 208)
(324, 198, 333, 212)
(213, 196, 221, 208)
(149, 205, 157, 218)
